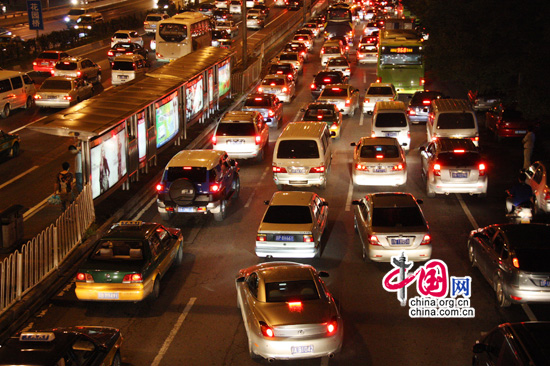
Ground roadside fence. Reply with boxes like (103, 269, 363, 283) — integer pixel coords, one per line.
(0, 184, 95, 315)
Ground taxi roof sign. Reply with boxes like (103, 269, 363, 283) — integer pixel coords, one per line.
(19, 332, 56, 342)
(117, 220, 143, 226)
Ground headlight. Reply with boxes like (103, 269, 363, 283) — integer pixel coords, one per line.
(87, 26, 91, 29)
(64, 16, 70, 22)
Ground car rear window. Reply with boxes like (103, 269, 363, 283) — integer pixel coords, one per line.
(372, 207, 425, 227)
(146, 15, 163, 21)
(37, 52, 59, 59)
(502, 227, 550, 272)
(265, 280, 319, 302)
(41, 79, 71, 90)
(321, 87, 347, 97)
(327, 58, 348, 66)
(279, 54, 298, 61)
(375, 113, 407, 127)
(367, 87, 393, 95)
(245, 96, 270, 106)
(322, 46, 340, 54)
(113, 43, 133, 50)
(411, 91, 442, 104)
(360, 145, 399, 158)
(304, 108, 335, 119)
(165, 166, 206, 183)
(263, 205, 312, 224)
(91, 240, 146, 262)
(277, 140, 319, 159)
(315, 73, 342, 84)
(262, 78, 284, 86)
(216, 122, 256, 136)
(436, 152, 480, 166)
(112, 61, 135, 71)
(437, 113, 475, 129)
(114, 33, 129, 38)
(55, 62, 78, 70)
(269, 64, 291, 73)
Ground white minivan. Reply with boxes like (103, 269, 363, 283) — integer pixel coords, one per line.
(0, 70, 36, 118)
(111, 54, 148, 86)
(371, 101, 411, 151)
(427, 98, 479, 146)
(272, 122, 333, 189)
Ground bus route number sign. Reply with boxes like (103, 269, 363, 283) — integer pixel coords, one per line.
(390, 47, 413, 53)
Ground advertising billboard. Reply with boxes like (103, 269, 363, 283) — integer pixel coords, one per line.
(155, 91, 179, 148)
(186, 76, 203, 120)
(137, 111, 146, 164)
(90, 125, 127, 199)
(218, 60, 230, 97)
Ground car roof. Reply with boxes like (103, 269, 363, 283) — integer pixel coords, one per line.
(255, 262, 316, 282)
(42, 76, 75, 82)
(114, 30, 136, 34)
(368, 82, 394, 88)
(435, 138, 477, 152)
(359, 137, 399, 146)
(113, 54, 144, 61)
(263, 74, 287, 80)
(432, 98, 472, 112)
(322, 83, 351, 90)
(270, 191, 315, 206)
(306, 102, 338, 109)
(370, 193, 417, 208)
(166, 149, 226, 170)
(280, 121, 327, 138)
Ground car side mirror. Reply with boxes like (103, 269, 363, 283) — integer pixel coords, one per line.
(350, 142, 357, 146)
(318, 271, 329, 278)
(264, 200, 269, 205)
(472, 342, 486, 354)
(236, 276, 245, 283)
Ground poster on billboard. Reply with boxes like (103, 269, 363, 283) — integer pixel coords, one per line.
(208, 69, 214, 107)
(155, 91, 179, 148)
(186, 76, 203, 120)
(218, 60, 230, 97)
(90, 125, 127, 199)
(137, 111, 146, 164)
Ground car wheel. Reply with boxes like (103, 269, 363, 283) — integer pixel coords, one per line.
(320, 179, 327, 189)
(111, 352, 121, 366)
(174, 245, 183, 266)
(467, 243, 476, 267)
(213, 200, 227, 222)
(96, 72, 102, 84)
(24, 96, 34, 109)
(149, 277, 160, 301)
(1, 103, 10, 118)
(232, 174, 240, 199)
(426, 179, 435, 198)
(160, 212, 174, 221)
(9, 142, 20, 158)
(496, 279, 511, 307)
(256, 146, 264, 162)
(276, 184, 284, 190)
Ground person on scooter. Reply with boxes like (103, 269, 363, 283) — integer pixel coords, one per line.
(506, 173, 533, 213)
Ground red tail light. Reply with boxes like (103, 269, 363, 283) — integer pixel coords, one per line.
(421, 234, 431, 245)
(156, 183, 164, 192)
(33, 61, 37, 66)
(255, 135, 261, 145)
(76, 272, 93, 282)
(420, 77, 425, 85)
(272, 166, 287, 173)
(392, 163, 404, 171)
(210, 184, 220, 193)
(326, 317, 338, 335)
(345, 99, 351, 107)
(107, 51, 114, 56)
(544, 191, 550, 201)
(472, 136, 479, 142)
(321, 49, 324, 54)
(63, 96, 72, 100)
(288, 301, 303, 310)
(122, 273, 143, 283)
(257, 234, 266, 241)
(276, 70, 283, 74)
(309, 166, 325, 173)
(50, 70, 55, 76)
(268, 109, 274, 117)
(408, 109, 416, 116)
(211, 135, 217, 145)
(376, 154, 384, 159)
(369, 235, 380, 246)
(453, 149, 465, 153)
(260, 322, 274, 337)
(303, 235, 314, 242)
(512, 257, 519, 268)
(282, 87, 288, 93)
(422, 100, 431, 105)
(258, 87, 263, 93)
(355, 163, 368, 171)
(478, 163, 486, 176)
(34, 95, 42, 100)
(76, 71, 82, 77)
(433, 163, 441, 176)
(376, 77, 381, 82)
(310, 83, 316, 89)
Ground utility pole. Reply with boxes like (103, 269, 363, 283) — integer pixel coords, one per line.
(241, 0, 247, 68)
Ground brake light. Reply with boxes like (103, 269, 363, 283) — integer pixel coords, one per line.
(257, 234, 266, 241)
(431, 134, 438, 142)
(270, 82, 276, 86)
(310, 83, 316, 89)
(408, 109, 416, 116)
(365, 98, 370, 103)
(111, 37, 114, 41)
(327, 317, 338, 335)
(211, 135, 217, 145)
(376, 154, 384, 159)
(144, 21, 149, 25)
(357, 53, 364, 58)
(512, 257, 519, 268)
(355, 163, 368, 171)
(453, 149, 465, 153)
(376, 77, 381, 83)
(478, 163, 486, 176)
(33, 61, 37, 66)
(255, 135, 261, 145)
(156, 183, 164, 192)
(63, 96, 72, 100)
(331, 87, 341, 91)
(422, 100, 431, 105)
(282, 87, 288, 93)
(369, 235, 380, 245)
(210, 184, 220, 193)
(258, 87, 263, 93)
(76, 71, 82, 78)
(122, 273, 143, 283)
(345, 99, 350, 107)
(303, 235, 314, 242)
(254, 97, 262, 101)
(421, 234, 431, 245)
(76, 273, 93, 282)
(392, 163, 404, 171)
(34, 95, 42, 100)
(472, 136, 479, 142)
(321, 49, 324, 54)
(309, 166, 325, 173)
(276, 70, 283, 74)
(50, 70, 55, 76)
(272, 166, 287, 173)
(260, 322, 274, 338)
(420, 77, 425, 85)
(433, 163, 441, 176)
(268, 109, 274, 117)
(323, 78, 331, 82)
(288, 301, 303, 311)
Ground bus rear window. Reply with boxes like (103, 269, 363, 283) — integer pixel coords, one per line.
(437, 113, 475, 129)
(158, 23, 187, 42)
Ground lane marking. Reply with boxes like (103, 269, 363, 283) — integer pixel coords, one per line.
(23, 196, 50, 221)
(245, 166, 269, 208)
(359, 109, 364, 126)
(132, 197, 156, 221)
(345, 179, 353, 211)
(0, 166, 39, 190)
(363, 74, 366, 84)
(151, 297, 196, 366)
(521, 303, 537, 321)
(10, 116, 47, 134)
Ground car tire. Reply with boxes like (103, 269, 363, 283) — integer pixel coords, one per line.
(9, 142, 19, 158)
(496, 279, 511, 307)
(232, 174, 240, 199)
(160, 212, 174, 221)
(111, 352, 121, 366)
(24, 96, 34, 109)
(276, 184, 284, 190)
(467, 243, 476, 268)
(426, 179, 435, 198)
(213, 200, 227, 222)
(256, 146, 264, 162)
(149, 277, 160, 301)
(1, 103, 10, 118)
(174, 245, 183, 266)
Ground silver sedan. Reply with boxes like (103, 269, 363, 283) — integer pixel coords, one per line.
(34, 76, 93, 108)
(236, 262, 343, 361)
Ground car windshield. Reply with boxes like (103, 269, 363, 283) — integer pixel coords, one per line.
(437, 113, 475, 129)
(262, 78, 285, 86)
(216, 123, 256, 136)
(165, 166, 206, 183)
(321, 87, 347, 97)
(263, 205, 312, 224)
(360, 144, 399, 158)
(265, 280, 320, 302)
(437, 152, 480, 166)
(37, 52, 59, 59)
(367, 87, 393, 95)
(372, 207, 425, 227)
(279, 54, 298, 61)
(112, 61, 135, 71)
(41, 79, 71, 90)
(91, 240, 146, 262)
(55, 62, 78, 70)
(245, 96, 270, 106)
(375, 113, 407, 127)
(277, 140, 319, 159)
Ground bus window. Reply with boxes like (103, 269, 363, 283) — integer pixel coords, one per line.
(159, 23, 188, 43)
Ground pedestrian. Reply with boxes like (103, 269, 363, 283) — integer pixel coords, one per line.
(522, 125, 535, 170)
(54, 161, 75, 212)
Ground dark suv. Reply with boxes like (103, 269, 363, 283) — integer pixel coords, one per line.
(242, 93, 283, 128)
(310, 70, 347, 99)
(407, 90, 444, 124)
(156, 150, 240, 221)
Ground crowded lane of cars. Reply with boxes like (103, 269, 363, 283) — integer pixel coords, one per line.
(2, 2, 550, 366)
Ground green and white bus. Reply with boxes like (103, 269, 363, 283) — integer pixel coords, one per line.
(376, 29, 424, 95)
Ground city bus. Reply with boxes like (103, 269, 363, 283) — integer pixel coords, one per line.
(376, 29, 424, 95)
(324, 3, 355, 44)
(155, 12, 212, 62)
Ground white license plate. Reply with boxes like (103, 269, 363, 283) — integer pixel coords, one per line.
(391, 238, 410, 245)
(452, 171, 468, 179)
(118, 75, 128, 79)
(98, 292, 119, 300)
(540, 280, 550, 287)
(47, 95, 57, 99)
(177, 207, 195, 213)
(290, 168, 306, 174)
(385, 132, 398, 137)
(291, 345, 314, 354)
(515, 130, 526, 134)
(228, 139, 245, 144)
(374, 168, 387, 173)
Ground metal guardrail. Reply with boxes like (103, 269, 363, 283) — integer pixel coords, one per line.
(0, 184, 95, 315)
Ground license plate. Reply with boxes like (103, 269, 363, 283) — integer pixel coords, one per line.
(374, 168, 387, 173)
(118, 75, 128, 79)
(515, 130, 526, 134)
(48, 95, 57, 99)
(540, 280, 550, 287)
(452, 171, 468, 179)
(291, 345, 314, 354)
(41, 62, 49, 65)
(177, 207, 195, 213)
(228, 139, 244, 144)
(385, 132, 398, 137)
(290, 168, 306, 174)
(275, 235, 294, 241)
(98, 292, 119, 300)
(391, 238, 410, 245)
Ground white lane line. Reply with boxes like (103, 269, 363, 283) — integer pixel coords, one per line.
(245, 166, 269, 208)
(23, 196, 50, 221)
(455, 194, 479, 229)
(266, 9, 291, 28)
(456, 193, 538, 321)
(363, 74, 366, 84)
(132, 197, 156, 221)
(151, 297, 196, 366)
(0, 166, 39, 190)
(10, 116, 47, 134)
(345, 179, 354, 211)
(359, 109, 364, 126)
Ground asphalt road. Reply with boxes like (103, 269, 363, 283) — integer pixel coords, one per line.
(6, 21, 550, 365)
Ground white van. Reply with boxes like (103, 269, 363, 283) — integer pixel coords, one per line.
(272, 122, 333, 189)
(0, 70, 36, 118)
(111, 54, 148, 86)
(371, 101, 410, 150)
(427, 99, 479, 146)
